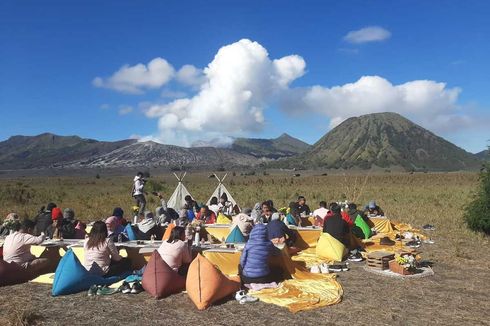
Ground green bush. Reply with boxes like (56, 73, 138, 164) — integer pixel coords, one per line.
(464, 163, 490, 234)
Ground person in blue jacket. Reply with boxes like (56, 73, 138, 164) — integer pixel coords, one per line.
(267, 213, 297, 247)
(239, 224, 281, 284)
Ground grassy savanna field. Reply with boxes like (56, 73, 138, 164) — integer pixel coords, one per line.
(0, 171, 489, 325)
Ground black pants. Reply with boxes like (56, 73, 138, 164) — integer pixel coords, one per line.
(133, 194, 146, 216)
(105, 258, 131, 278)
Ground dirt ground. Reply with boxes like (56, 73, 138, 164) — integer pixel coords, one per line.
(1, 231, 489, 326)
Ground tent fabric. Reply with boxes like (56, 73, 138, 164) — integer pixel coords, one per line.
(216, 213, 232, 224)
(0, 260, 32, 287)
(316, 233, 347, 262)
(51, 249, 121, 296)
(355, 215, 373, 239)
(186, 254, 240, 310)
(141, 250, 186, 299)
(167, 182, 193, 211)
(225, 226, 246, 244)
(206, 182, 239, 208)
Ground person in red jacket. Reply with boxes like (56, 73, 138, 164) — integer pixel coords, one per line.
(195, 205, 216, 224)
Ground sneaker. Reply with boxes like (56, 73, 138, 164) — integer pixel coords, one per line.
(120, 281, 131, 294)
(239, 295, 259, 304)
(130, 281, 144, 294)
(310, 265, 321, 273)
(328, 264, 343, 272)
(235, 290, 247, 301)
(319, 263, 330, 274)
(348, 252, 363, 262)
(87, 285, 98, 296)
(407, 240, 421, 248)
(422, 224, 435, 231)
(96, 285, 119, 296)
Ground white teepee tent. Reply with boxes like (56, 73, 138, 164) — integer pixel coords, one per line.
(207, 173, 239, 209)
(167, 172, 193, 211)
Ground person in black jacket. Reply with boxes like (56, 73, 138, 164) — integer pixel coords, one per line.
(33, 203, 57, 236)
(322, 203, 349, 246)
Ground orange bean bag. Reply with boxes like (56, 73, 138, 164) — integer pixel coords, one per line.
(186, 254, 240, 310)
(162, 223, 176, 241)
(141, 250, 186, 299)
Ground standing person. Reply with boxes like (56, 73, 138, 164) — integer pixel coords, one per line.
(3, 219, 56, 276)
(132, 172, 147, 216)
(33, 202, 57, 235)
(157, 226, 192, 275)
(83, 221, 131, 277)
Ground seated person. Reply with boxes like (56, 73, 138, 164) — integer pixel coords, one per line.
(0, 213, 19, 236)
(322, 203, 349, 246)
(267, 213, 297, 246)
(239, 224, 281, 284)
(195, 205, 216, 224)
(295, 196, 311, 217)
(33, 202, 57, 235)
(286, 202, 300, 226)
(231, 213, 254, 238)
(218, 193, 234, 216)
(312, 201, 329, 227)
(260, 204, 273, 224)
(59, 208, 83, 239)
(184, 195, 200, 213)
(105, 216, 128, 242)
(155, 193, 179, 225)
(364, 200, 384, 217)
(135, 211, 163, 240)
(112, 207, 129, 227)
(264, 200, 277, 213)
(157, 226, 192, 275)
(208, 196, 220, 216)
(250, 203, 262, 224)
(83, 221, 131, 277)
(46, 207, 64, 239)
(3, 219, 56, 276)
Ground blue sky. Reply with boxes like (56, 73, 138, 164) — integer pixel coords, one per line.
(0, 0, 489, 152)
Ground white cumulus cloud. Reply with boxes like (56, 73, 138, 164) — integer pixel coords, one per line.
(176, 65, 206, 88)
(93, 58, 175, 94)
(344, 26, 391, 44)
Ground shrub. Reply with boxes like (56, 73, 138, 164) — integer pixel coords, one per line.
(464, 163, 490, 234)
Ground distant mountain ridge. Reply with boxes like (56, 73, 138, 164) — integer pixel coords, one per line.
(286, 112, 481, 171)
(231, 133, 311, 159)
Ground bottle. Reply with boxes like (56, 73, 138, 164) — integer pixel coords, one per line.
(150, 234, 155, 244)
(185, 224, 193, 241)
(194, 231, 200, 247)
(133, 215, 138, 225)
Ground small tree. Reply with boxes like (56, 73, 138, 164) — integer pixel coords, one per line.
(464, 162, 490, 234)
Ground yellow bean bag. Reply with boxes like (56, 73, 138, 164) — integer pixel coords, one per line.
(316, 233, 347, 262)
(186, 254, 240, 310)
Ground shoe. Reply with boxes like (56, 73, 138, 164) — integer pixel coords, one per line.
(87, 285, 98, 296)
(310, 265, 321, 273)
(422, 224, 435, 231)
(96, 285, 119, 296)
(380, 237, 396, 246)
(348, 252, 363, 262)
(235, 290, 247, 301)
(120, 281, 131, 294)
(328, 264, 343, 272)
(130, 281, 143, 294)
(319, 263, 330, 274)
(239, 295, 259, 304)
(407, 240, 421, 248)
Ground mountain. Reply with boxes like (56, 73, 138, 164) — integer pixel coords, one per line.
(231, 133, 311, 159)
(0, 133, 136, 169)
(65, 141, 266, 169)
(287, 112, 480, 171)
(476, 149, 489, 160)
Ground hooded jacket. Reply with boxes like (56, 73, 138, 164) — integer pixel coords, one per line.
(132, 176, 145, 196)
(240, 224, 278, 278)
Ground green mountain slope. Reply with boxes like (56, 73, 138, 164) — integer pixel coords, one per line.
(231, 133, 310, 159)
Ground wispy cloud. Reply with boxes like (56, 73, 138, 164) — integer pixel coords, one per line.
(118, 105, 133, 115)
(99, 103, 110, 110)
(344, 26, 391, 44)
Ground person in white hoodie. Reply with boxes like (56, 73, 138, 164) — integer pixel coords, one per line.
(132, 172, 147, 216)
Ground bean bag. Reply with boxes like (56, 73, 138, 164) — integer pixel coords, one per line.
(0, 260, 32, 287)
(216, 213, 231, 224)
(51, 249, 121, 296)
(225, 226, 246, 244)
(141, 250, 185, 299)
(316, 233, 347, 262)
(354, 215, 372, 239)
(124, 224, 137, 241)
(286, 213, 297, 226)
(186, 254, 240, 310)
(162, 223, 176, 241)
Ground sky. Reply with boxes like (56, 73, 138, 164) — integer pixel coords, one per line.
(1, 0, 489, 153)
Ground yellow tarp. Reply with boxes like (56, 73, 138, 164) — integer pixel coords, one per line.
(205, 226, 232, 242)
(370, 218, 394, 233)
(292, 229, 322, 249)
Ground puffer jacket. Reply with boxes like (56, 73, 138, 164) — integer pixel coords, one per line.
(240, 224, 278, 278)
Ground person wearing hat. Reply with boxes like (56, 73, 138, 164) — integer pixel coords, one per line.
(364, 200, 384, 218)
(135, 211, 163, 240)
(0, 213, 19, 236)
(46, 207, 64, 239)
(33, 202, 57, 236)
(267, 212, 297, 247)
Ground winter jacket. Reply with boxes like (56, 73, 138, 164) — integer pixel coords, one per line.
(240, 224, 279, 278)
(135, 219, 163, 240)
(132, 176, 145, 196)
(33, 211, 53, 236)
(322, 212, 349, 245)
(267, 220, 297, 244)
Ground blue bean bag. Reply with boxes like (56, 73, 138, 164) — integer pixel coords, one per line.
(225, 226, 246, 244)
(124, 224, 137, 241)
(51, 249, 121, 296)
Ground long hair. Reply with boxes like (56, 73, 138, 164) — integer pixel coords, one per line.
(87, 221, 108, 250)
(167, 226, 185, 243)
